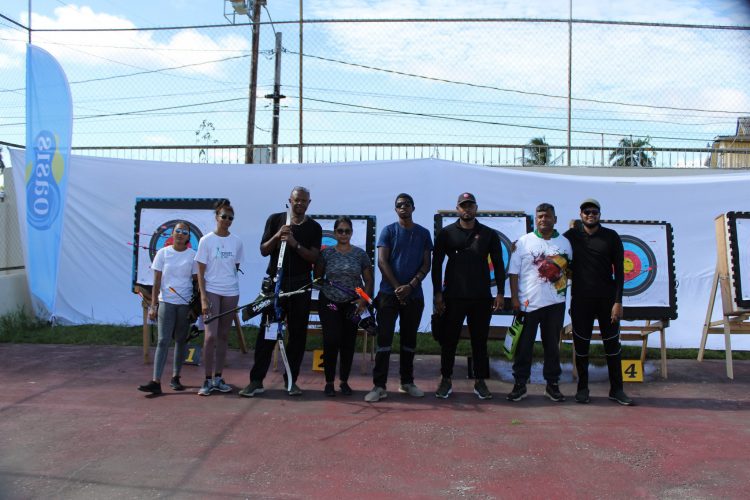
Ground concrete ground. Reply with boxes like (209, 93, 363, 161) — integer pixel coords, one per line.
(0, 343, 748, 499)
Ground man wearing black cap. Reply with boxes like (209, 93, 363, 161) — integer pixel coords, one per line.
(564, 199, 634, 406)
(432, 192, 505, 399)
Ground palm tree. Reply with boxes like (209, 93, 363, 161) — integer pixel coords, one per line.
(609, 136, 655, 167)
(523, 136, 550, 165)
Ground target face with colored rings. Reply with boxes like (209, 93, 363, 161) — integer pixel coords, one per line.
(621, 234, 657, 297)
(148, 219, 203, 261)
(489, 230, 512, 287)
(321, 230, 337, 250)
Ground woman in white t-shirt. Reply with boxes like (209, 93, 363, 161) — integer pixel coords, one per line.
(195, 199, 244, 396)
(138, 221, 198, 395)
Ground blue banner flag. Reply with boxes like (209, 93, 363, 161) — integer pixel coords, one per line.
(25, 45, 73, 317)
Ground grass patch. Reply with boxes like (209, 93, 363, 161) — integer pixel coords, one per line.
(1, 309, 748, 361)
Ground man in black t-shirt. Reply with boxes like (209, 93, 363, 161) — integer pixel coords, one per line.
(240, 186, 322, 398)
(564, 198, 634, 406)
(432, 193, 505, 400)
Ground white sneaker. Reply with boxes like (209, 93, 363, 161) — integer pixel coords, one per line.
(364, 386, 387, 402)
(197, 379, 212, 396)
(398, 383, 425, 398)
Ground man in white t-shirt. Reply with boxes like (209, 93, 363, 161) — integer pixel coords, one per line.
(507, 203, 572, 403)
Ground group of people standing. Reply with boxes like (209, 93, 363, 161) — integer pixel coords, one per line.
(139, 188, 633, 406)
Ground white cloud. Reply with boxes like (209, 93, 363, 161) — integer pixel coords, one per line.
(8, 5, 251, 76)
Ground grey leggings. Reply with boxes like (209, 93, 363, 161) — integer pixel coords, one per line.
(153, 301, 190, 381)
(203, 292, 239, 377)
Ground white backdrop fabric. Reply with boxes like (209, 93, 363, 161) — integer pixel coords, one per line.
(9, 151, 750, 349)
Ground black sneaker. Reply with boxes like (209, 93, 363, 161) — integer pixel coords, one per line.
(435, 377, 452, 399)
(609, 388, 634, 406)
(473, 379, 493, 400)
(339, 382, 353, 396)
(506, 383, 527, 402)
(324, 383, 336, 397)
(288, 383, 303, 396)
(544, 383, 565, 402)
(238, 380, 264, 398)
(169, 376, 185, 391)
(138, 380, 162, 395)
(575, 387, 591, 404)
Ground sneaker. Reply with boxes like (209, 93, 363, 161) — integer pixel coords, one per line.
(544, 383, 565, 402)
(324, 383, 336, 397)
(398, 383, 425, 398)
(212, 377, 232, 393)
(238, 381, 265, 398)
(473, 379, 493, 400)
(609, 388, 634, 406)
(575, 387, 590, 404)
(435, 377, 452, 399)
(288, 383, 303, 396)
(169, 376, 185, 391)
(137, 380, 162, 395)
(339, 382, 353, 396)
(506, 383, 527, 402)
(364, 386, 387, 402)
(198, 379, 212, 396)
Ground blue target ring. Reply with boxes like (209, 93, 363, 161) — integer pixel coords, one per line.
(621, 234, 657, 297)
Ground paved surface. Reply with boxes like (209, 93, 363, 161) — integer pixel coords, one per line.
(1, 343, 748, 499)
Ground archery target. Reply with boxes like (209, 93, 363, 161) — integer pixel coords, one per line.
(734, 217, 750, 303)
(314, 217, 369, 253)
(489, 230, 513, 288)
(135, 206, 217, 287)
(435, 213, 530, 297)
(603, 222, 671, 309)
(621, 234, 657, 297)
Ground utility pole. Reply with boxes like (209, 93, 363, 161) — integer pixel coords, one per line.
(264, 32, 285, 163)
(245, 0, 265, 164)
(567, 0, 572, 167)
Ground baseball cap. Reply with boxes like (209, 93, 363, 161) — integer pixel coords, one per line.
(457, 192, 477, 205)
(580, 198, 601, 210)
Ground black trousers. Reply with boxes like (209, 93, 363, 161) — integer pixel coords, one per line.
(372, 293, 424, 389)
(440, 297, 493, 380)
(570, 296, 623, 391)
(317, 294, 358, 383)
(511, 302, 565, 384)
(249, 287, 312, 384)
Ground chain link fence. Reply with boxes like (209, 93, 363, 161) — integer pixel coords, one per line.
(0, 12, 748, 165)
(2, 8, 750, 268)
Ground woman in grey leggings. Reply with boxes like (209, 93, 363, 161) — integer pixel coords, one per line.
(138, 221, 198, 395)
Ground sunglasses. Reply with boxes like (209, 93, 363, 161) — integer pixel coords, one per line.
(582, 209, 600, 216)
(335, 228, 352, 235)
(395, 202, 413, 209)
(219, 214, 234, 220)
(173, 228, 189, 236)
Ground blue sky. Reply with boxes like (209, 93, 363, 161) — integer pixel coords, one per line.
(1, 1, 749, 164)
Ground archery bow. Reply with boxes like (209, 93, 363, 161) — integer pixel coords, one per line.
(269, 205, 294, 391)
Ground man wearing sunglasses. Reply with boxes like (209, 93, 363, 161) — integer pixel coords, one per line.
(564, 199, 634, 406)
(432, 192, 504, 400)
(241, 186, 322, 397)
(365, 194, 433, 403)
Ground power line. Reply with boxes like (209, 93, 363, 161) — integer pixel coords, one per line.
(288, 50, 749, 115)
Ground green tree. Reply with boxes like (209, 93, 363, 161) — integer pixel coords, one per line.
(523, 136, 550, 165)
(195, 119, 218, 163)
(609, 136, 655, 167)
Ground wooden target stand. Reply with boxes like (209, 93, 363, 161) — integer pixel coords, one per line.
(698, 214, 750, 379)
(135, 286, 247, 363)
